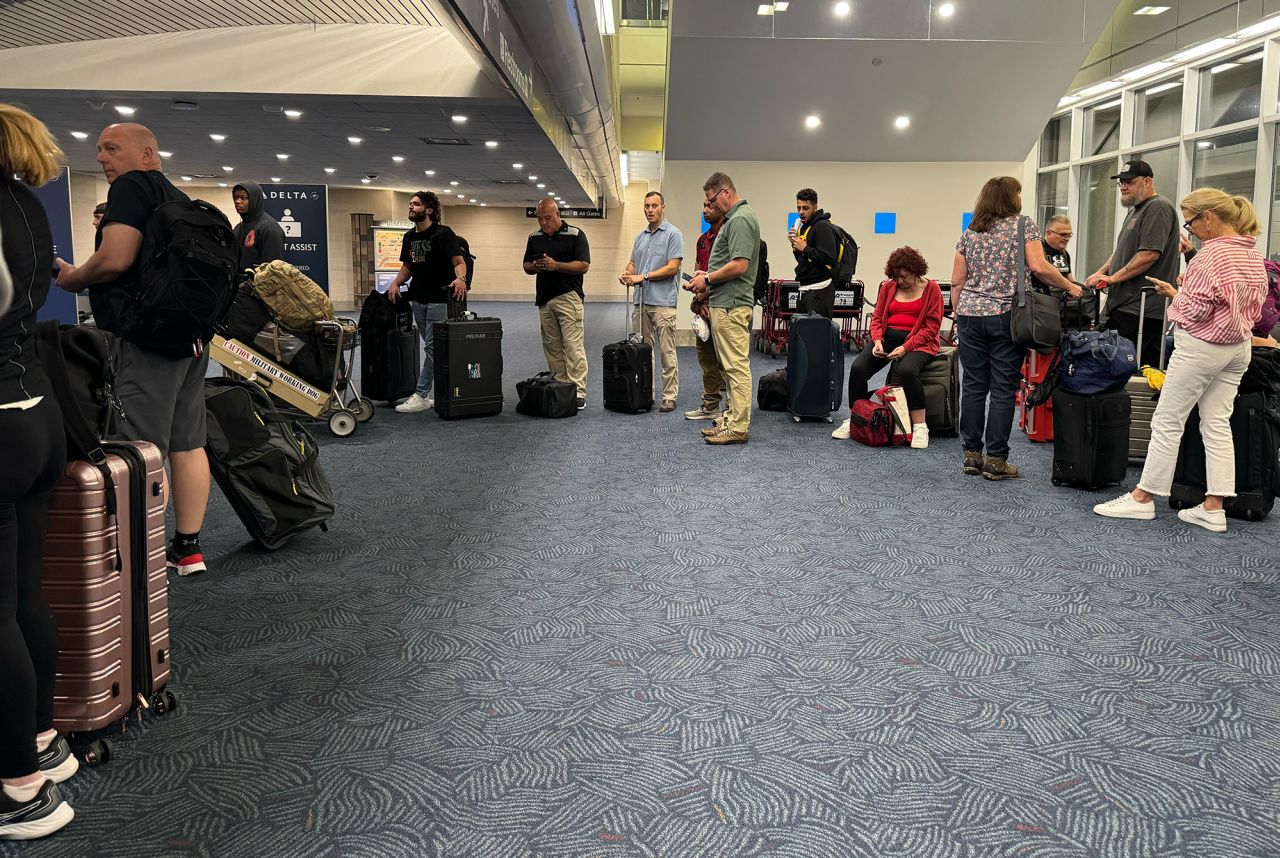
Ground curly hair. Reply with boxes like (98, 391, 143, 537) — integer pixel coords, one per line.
(412, 190, 441, 223)
(884, 246, 929, 279)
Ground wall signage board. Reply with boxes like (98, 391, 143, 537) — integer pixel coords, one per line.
(260, 183, 329, 292)
(31, 167, 77, 325)
(525, 207, 604, 219)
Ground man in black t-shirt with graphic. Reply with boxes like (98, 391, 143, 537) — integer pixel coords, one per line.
(55, 123, 212, 577)
(524, 198, 591, 408)
(385, 191, 468, 413)
(1032, 214, 1073, 294)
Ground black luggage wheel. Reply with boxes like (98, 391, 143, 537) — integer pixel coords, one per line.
(83, 739, 113, 767)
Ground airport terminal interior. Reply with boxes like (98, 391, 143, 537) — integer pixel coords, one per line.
(3, 0, 1280, 855)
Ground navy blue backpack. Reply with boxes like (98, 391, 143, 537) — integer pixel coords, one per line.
(1058, 330, 1137, 395)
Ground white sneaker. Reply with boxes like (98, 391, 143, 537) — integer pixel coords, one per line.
(831, 418, 851, 440)
(685, 407, 720, 420)
(1177, 504, 1228, 533)
(910, 424, 930, 449)
(1092, 493, 1156, 521)
(395, 393, 432, 413)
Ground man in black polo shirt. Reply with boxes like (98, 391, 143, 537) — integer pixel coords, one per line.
(524, 198, 591, 408)
(1085, 160, 1179, 367)
(55, 123, 212, 577)
(386, 191, 468, 413)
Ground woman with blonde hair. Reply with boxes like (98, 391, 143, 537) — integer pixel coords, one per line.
(0, 102, 77, 839)
(1095, 188, 1268, 532)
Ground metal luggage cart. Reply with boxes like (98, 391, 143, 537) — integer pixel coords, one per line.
(754, 279, 798, 356)
(833, 279, 866, 352)
(210, 317, 374, 437)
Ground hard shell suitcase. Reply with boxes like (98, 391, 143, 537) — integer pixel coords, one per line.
(603, 282, 654, 414)
(204, 378, 334, 549)
(358, 291, 419, 403)
(433, 315, 504, 419)
(1051, 388, 1131, 489)
(786, 312, 843, 422)
(1169, 392, 1280, 520)
(1018, 349, 1055, 442)
(890, 347, 960, 437)
(1127, 288, 1169, 463)
(42, 440, 171, 735)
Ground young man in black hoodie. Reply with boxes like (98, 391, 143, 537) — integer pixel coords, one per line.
(232, 181, 286, 270)
(789, 188, 839, 318)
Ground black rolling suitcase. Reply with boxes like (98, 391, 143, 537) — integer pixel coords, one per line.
(203, 377, 334, 549)
(603, 282, 654, 413)
(433, 298, 503, 419)
(890, 347, 959, 437)
(786, 312, 843, 422)
(1051, 388, 1131, 489)
(1169, 392, 1280, 520)
(358, 291, 419, 403)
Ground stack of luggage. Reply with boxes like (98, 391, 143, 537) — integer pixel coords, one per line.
(224, 260, 338, 390)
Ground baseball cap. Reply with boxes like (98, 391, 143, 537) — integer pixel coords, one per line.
(1111, 160, 1154, 181)
(92, 202, 107, 216)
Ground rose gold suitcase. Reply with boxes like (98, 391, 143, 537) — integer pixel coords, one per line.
(42, 440, 173, 747)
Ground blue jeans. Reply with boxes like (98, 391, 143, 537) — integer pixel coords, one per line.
(410, 301, 448, 397)
(958, 312, 1023, 460)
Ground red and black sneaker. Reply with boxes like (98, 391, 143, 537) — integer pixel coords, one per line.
(166, 543, 207, 577)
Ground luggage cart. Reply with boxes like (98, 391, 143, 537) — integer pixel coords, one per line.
(833, 279, 866, 352)
(210, 318, 374, 437)
(756, 279, 799, 356)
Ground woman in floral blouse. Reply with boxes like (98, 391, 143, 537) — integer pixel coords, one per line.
(950, 176, 1082, 480)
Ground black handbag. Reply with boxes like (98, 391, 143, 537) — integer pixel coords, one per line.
(1009, 217, 1063, 352)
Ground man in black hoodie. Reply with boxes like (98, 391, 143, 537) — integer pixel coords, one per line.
(232, 181, 286, 270)
(789, 188, 839, 318)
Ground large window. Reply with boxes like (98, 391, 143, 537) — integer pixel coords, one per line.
(1134, 80, 1182, 144)
(1085, 99, 1122, 156)
(1130, 145, 1179, 197)
(1272, 134, 1280, 261)
(1192, 129, 1257, 197)
(1198, 51, 1263, 130)
(1079, 159, 1120, 277)
(1040, 115, 1072, 166)
(1037, 169, 1069, 230)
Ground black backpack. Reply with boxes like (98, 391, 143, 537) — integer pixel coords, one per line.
(106, 199, 239, 353)
(831, 225, 859, 286)
(753, 239, 771, 306)
(456, 234, 476, 288)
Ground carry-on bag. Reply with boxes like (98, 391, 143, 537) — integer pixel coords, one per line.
(1010, 217, 1063, 352)
(516, 372, 579, 418)
(433, 302, 504, 420)
(204, 377, 334, 549)
(889, 347, 959, 437)
(757, 368, 789, 411)
(359, 290, 420, 403)
(1051, 388, 1131, 489)
(849, 398, 895, 447)
(603, 282, 654, 413)
(1061, 284, 1100, 332)
(1126, 287, 1169, 463)
(1169, 392, 1280, 520)
(786, 312, 843, 422)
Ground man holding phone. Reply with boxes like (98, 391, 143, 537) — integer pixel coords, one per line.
(524, 198, 591, 408)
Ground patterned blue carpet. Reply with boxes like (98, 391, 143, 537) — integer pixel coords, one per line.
(6, 301, 1280, 858)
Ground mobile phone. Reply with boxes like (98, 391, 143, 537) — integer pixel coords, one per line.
(681, 273, 693, 282)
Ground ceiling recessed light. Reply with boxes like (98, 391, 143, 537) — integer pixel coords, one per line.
(512, 163, 523, 170)
(450, 181, 460, 186)
(209, 133, 226, 141)
(347, 136, 363, 144)
(324, 167, 336, 174)
(361, 178, 372, 184)
(1197, 141, 1214, 149)
(179, 175, 192, 181)
(757, 3, 773, 14)
(425, 170, 436, 176)
(528, 175, 538, 181)
(70, 131, 88, 140)
(114, 106, 136, 116)
(537, 183, 546, 188)
(284, 109, 302, 118)
(222, 165, 234, 172)
(485, 141, 499, 148)
(833, 1, 851, 17)
(804, 114, 822, 130)
(218, 183, 227, 187)
(469, 198, 477, 202)
(937, 2, 955, 17)
(452, 114, 468, 123)
(392, 155, 405, 162)
(480, 203, 487, 207)
(271, 177, 282, 182)
(158, 150, 173, 158)
(276, 153, 289, 160)
(456, 193, 465, 198)
(774, 1, 788, 9)
(1133, 5, 1170, 14)
(894, 115, 911, 130)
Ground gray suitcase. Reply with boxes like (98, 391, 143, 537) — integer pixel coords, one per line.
(1126, 288, 1169, 463)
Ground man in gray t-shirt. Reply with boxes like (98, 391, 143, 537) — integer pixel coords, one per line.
(1085, 160, 1180, 368)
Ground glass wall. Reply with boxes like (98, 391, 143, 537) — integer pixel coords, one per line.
(1078, 159, 1120, 278)
(1198, 50, 1263, 130)
(1037, 169, 1069, 230)
(1085, 100, 1122, 156)
(1040, 115, 1072, 167)
(1130, 146, 1180, 198)
(1192, 129, 1258, 197)
(1272, 134, 1280, 261)
(1134, 80, 1183, 144)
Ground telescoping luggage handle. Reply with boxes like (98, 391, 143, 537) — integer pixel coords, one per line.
(1135, 285, 1170, 370)
(626, 280, 646, 344)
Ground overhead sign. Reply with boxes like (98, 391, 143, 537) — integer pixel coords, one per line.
(31, 167, 77, 325)
(525, 207, 604, 219)
(260, 183, 329, 292)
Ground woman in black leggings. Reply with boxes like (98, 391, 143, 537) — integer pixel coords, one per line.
(0, 103, 76, 840)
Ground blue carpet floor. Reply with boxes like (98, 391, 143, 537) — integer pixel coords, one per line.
(6, 301, 1280, 858)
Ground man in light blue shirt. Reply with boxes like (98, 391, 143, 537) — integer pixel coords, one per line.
(619, 191, 684, 411)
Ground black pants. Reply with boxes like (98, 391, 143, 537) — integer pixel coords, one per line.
(797, 283, 835, 319)
(0, 385, 66, 777)
(848, 328, 930, 412)
(1107, 311, 1167, 369)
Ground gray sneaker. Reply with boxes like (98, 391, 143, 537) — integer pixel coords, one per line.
(684, 407, 720, 420)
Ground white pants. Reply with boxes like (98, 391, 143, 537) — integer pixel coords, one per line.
(1137, 327, 1251, 498)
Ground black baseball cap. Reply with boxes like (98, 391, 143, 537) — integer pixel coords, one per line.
(92, 202, 107, 216)
(1111, 160, 1154, 181)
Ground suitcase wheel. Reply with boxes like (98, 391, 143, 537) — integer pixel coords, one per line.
(1052, 478, 1064, 487)
(792, 415, 801, 423)
(151, 689, 178, 716)
(83, 739, 113, 767)
(356, 398, 375, 423)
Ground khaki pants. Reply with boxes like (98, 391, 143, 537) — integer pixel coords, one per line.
(709, 306, 753, 433)
(632, 305, 679, 402)
(539, 292, 588, 397)
(695, 316, 725, 411)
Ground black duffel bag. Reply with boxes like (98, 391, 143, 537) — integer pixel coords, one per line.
(757, 367, 789, 411)
(516, 372, 578, 418)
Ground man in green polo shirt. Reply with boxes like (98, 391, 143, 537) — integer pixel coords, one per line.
(688, 172, 760, 445)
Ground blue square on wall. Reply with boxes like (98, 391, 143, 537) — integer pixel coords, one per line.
(962, 212, 974, 233)
(874, 212, 897, 235)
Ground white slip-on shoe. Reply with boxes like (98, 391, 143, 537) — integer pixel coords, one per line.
(831, 418, 851, 440)
(1178, 504, 1228, 533)
(1093, 493, 1156, 521)
(910, 424, 930, 449)
(394, 393, 432, 413)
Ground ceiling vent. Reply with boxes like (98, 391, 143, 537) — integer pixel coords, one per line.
(420, 137, 471, 146)
(492, 179, 527, 185)
(172, 101, 199, 111)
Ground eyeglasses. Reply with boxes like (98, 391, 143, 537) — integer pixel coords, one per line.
(1048, 229, 1073, 239)
(1183, 211, 1205, 232)
(706, 187, 728, 203)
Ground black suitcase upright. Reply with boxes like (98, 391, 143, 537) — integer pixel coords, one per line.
(433, 314, 504, 419)
(1051, 388, 1131, 489)
(786, 312, 843, 422)
(603, 283, 654, 413)
(203, 377, 334, 549)
(358, 291, 420, 403)
(890, 346, 959, 437)
(1169, 392, 1280, 520)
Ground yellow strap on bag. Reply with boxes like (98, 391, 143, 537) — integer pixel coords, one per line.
(1140, 365, 1165, 391)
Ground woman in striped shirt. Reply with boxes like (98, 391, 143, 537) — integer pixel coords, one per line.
(1094, 188, 1268, 532)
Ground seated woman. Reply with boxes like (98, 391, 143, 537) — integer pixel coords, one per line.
(834, 246, 943, 448)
